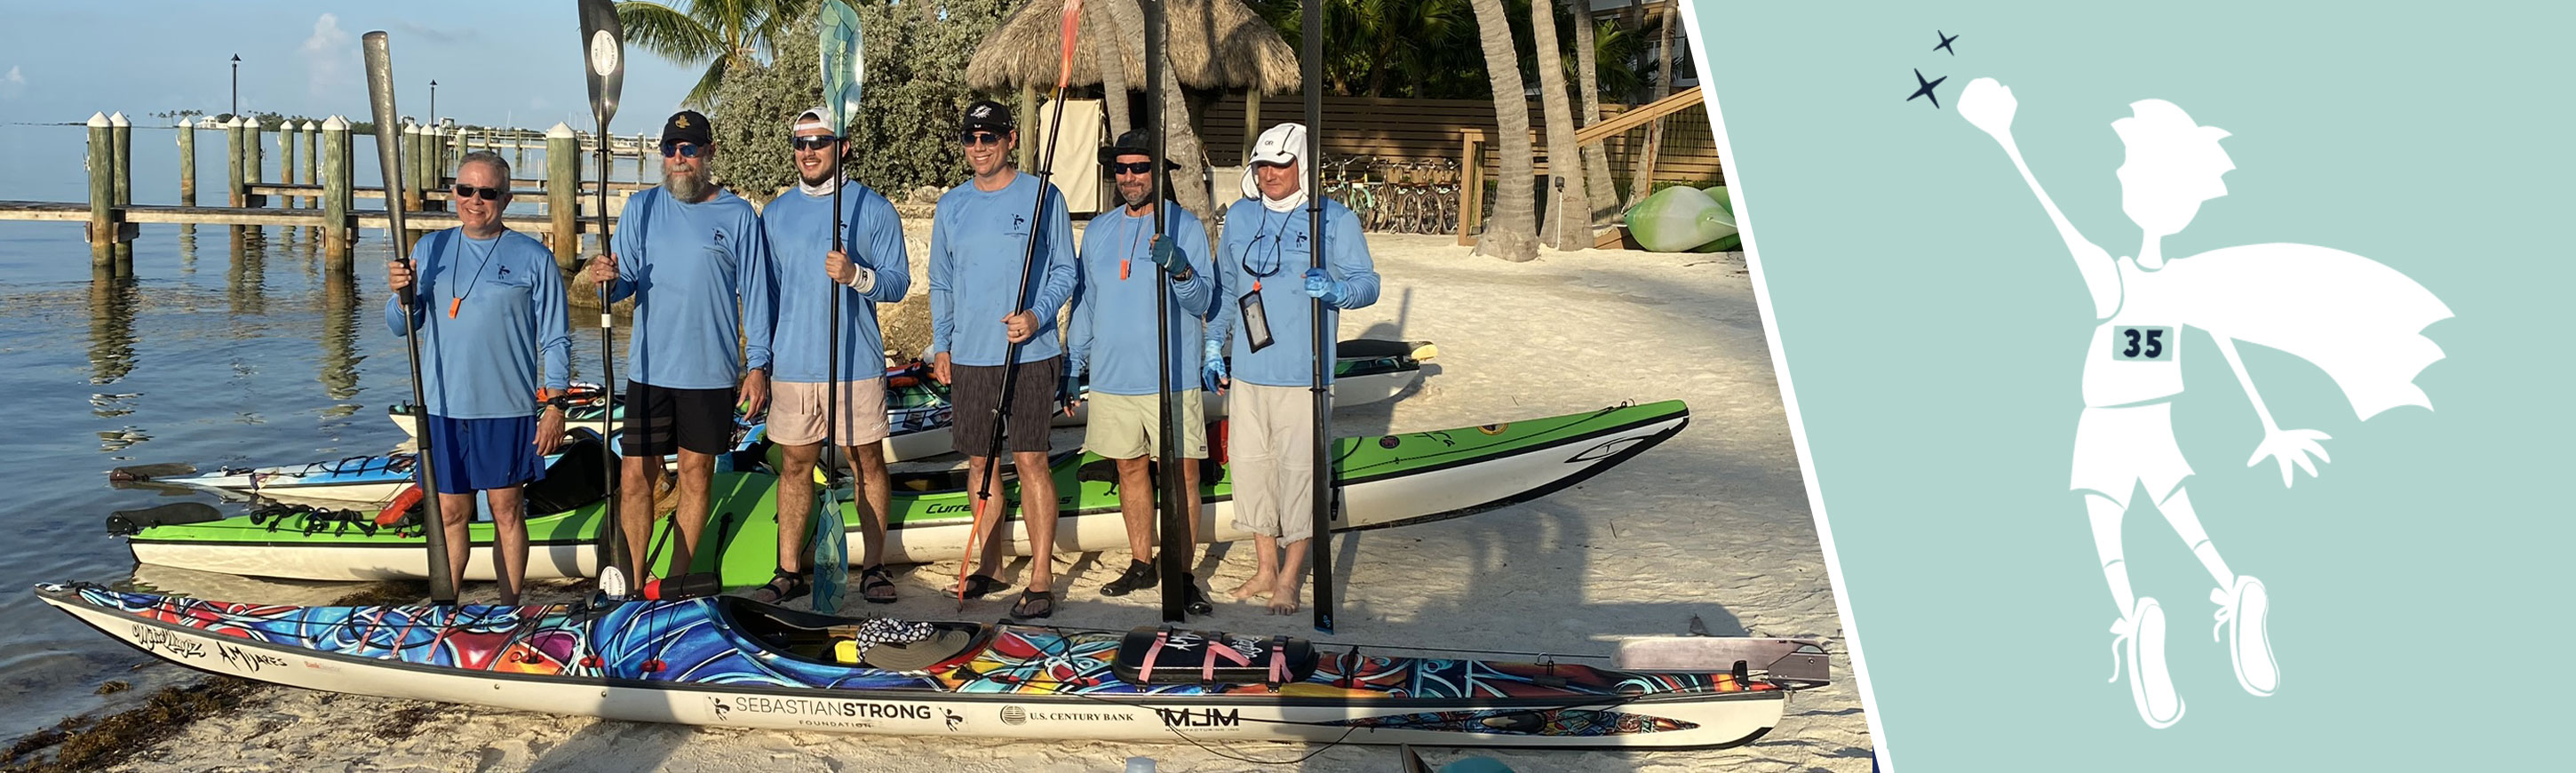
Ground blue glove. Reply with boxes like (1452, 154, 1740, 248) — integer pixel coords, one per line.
(1302, 267, 1342, 304)
(1201, 339, 1228, 392)
(1061, 366, 1085, 405)
(1147, 239, 1186, 277)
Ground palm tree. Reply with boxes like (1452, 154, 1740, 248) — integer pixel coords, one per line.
(618, 0, 816, 108)
(1465, 0, 1537, 261)
(1629, 0, 1676, 204)
(1528, 0, 1586, 250)
(1572, 4, 1622, 221)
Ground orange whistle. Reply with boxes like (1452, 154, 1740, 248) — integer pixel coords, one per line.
(448, 298, 462, 318)
(1119, 259, 1131, 281)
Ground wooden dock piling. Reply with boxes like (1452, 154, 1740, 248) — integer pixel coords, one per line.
(300, 121, 319, 211)
(322, 116, 352, 261)
(545, 123, 578, 267)
(399, 123, 423, 213)
(87, 114, 114, 264)
(278, 122, 298, 209)
(177, 118, 196, 206)
(224, 118, 244, 207)
(243, 118, 264, 196)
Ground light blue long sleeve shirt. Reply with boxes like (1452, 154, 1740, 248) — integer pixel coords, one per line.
(600, 187, 773, 390)
(385, 228, 571, 418)
(759, 179, 911, 383)
(1206, 198, 1380, 387)
(927, 171, 1078, 367)
(1066, 202, 1215, 395)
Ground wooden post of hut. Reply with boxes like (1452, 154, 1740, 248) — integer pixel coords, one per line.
(545, 123, 579, 267)
(177, 117, 197, 207)
(1458, 129, 1485, 247)
(223, 117, 245, 207)
(322, 116, 352, 263)
(85, 113, 115, 265)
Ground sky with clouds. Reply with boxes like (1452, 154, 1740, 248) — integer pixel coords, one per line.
(0, 2, 701, 130)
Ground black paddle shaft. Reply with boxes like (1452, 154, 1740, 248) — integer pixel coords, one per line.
(1303, 0, 1336, 634)
(1147, 0, 1187, 623)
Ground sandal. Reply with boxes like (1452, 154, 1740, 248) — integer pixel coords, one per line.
(1010, 589, 1056, 620)
(860, 565, 898, 605)
(748, 569, 811, 605)
(1182, 573, 1215, 617)
(951, 573, 1008, 600)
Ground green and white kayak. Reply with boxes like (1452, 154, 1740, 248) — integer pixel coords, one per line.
(124, 401, 1686, 586)
(394, 341, 1436, 463)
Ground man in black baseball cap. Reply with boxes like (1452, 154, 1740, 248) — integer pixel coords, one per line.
(581, 107, 775, 595)
(927, 95, 1079, 619)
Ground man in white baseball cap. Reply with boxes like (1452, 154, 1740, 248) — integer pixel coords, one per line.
(750, 106, 912, 604)
(1203, 121, 1379, 615)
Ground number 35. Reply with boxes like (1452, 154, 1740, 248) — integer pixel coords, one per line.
(2118, 327, 2169, 360)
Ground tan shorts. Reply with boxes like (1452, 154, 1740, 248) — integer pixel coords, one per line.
(767, 378, 891, 446)
(1084, 391, 1209, 460)
(1226, 382, 1316, 543)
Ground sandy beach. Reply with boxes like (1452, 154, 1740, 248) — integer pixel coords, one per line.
(40, 229, 1869, 772)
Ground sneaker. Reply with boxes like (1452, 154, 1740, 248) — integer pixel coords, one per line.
(2110, 596, 2183, 729)
(1099, 560, 1157, 597)
(2212, 575, 2277, 697)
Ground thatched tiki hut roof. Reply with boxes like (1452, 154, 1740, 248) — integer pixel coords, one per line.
(965, 0, 1301, 95)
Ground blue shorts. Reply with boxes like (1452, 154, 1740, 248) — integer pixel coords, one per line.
(423, 415, 545, 495)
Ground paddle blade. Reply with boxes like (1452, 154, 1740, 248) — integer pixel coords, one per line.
(1055, 0, 1085, 91)
(818, 0, 864, 133)
(360, 32, 410, 259)
(107, 462, 196, 482)
(577, 0, 625, 128)
(810, 490, 849, 612)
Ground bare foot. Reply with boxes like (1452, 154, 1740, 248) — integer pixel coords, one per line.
(1266, 576, 1300, 616)
(1230, 573, 1276, 602)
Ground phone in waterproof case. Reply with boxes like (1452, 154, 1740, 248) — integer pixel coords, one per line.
(1238, 290, 1275, 353)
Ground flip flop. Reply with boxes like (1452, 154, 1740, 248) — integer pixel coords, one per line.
(1010, 589, 1056, 620)
(950, 573, 1007, 600)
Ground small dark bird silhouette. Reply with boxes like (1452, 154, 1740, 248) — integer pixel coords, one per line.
(1936, 30, 1960, 55)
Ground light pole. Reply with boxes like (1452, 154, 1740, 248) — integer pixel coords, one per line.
(428, 80, 438, 126)
(229, 54, 241, 117)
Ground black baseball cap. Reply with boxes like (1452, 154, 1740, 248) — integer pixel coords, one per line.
(661, 110, 714, 145)
(961, 100, 1014, 134)
(1097, 128, 1179, 169)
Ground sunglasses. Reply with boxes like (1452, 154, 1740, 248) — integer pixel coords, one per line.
(959, 131, 1006, 147)
(1106, 160, 1157, 175)
(659, 140, 707, 158)
(451, 184, 505, 201)
(791, 136, 841, 152)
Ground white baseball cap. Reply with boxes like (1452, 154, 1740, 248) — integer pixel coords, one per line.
(1240, 123, 1308, 199)
(791, 106, 833, 134)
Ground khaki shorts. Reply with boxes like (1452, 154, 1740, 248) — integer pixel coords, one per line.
(1084, 391, 1209, 460)
(767, 378, 891, 447)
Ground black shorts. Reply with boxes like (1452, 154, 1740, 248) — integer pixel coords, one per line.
(949, 356, 1061, 455)
(619, 381, 736, 457)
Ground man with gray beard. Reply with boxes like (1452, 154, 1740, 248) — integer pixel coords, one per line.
(582, 109, 775, 595)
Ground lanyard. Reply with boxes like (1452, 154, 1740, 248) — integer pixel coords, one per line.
(446, 234, 503, 318)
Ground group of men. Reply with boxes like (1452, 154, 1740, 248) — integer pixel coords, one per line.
(387, 99, 1377, 620)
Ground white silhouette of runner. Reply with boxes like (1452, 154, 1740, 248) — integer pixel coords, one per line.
(1958, 77, 2452, 729)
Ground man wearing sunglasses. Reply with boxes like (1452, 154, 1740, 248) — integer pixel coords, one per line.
(751, 107, 912, 605)
(1063, 129, 1218, 616)
(926, 100, 1079, 619)
(384, 150, 571, 605)
(1204, 122, 1380, 616)
(582, 109, 775, 592)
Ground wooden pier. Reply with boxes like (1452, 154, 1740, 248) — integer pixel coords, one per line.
(2, 116, 653, 271)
